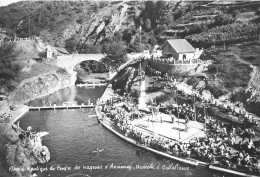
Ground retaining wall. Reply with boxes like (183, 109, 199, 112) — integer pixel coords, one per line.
(149, 61, 198, 74)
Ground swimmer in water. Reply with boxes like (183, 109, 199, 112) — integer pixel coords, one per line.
(93, 148, 104, 153)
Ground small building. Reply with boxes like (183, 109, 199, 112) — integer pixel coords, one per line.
(55, 47, 70, 55)
(46, 45, 69, 59)
(161, 39, 196, 60)
(46, 46, 54, 59)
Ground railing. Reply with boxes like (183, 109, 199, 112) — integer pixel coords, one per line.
(13, 37, 36, 41)
(0, 36, 36, 43)
(151, 57, 206, 65)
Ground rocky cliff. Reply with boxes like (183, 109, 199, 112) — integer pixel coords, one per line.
(46, 1, 141, 47)
(9, 70, 71, 104)
(0, 123, 37, 177)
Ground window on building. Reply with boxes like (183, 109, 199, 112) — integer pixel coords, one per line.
(183, 54, 186, 60)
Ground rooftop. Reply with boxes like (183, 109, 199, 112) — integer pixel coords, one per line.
(163, 39, 196, 53)
(55, 47, 70, 55)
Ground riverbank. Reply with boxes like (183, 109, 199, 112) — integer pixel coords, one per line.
(0, 71, 70, 177)
(0, 99, 51, 177)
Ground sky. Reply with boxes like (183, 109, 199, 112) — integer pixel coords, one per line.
(0, 0, 23, 7)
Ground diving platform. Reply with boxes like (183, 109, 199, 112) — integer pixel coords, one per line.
(76, 83, 107, 87)
(29, 103, 95, 111)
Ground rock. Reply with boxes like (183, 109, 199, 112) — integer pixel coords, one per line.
(9, 71, 71, 104)
(33, 145, 50, 164)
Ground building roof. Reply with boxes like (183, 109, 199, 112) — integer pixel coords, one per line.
(55, 47, 70, 55)
(163, 39, 196, 53)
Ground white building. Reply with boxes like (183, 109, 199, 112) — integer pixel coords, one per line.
(161, 39, 197, 61)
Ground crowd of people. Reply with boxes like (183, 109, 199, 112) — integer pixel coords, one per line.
(175, 89, 258, 126)
(146, 64, 258, 127)
(96, 60, 260, 175)
(97, 94, 260, 175)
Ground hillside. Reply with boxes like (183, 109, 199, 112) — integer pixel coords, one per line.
(1, 1, 260, 49)
(14, 40, 42, 59)
(0, 0, 260, 115)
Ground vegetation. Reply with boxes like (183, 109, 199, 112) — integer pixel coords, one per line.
(204, 49, 253, 90)
(101, 41, 127, 69)
(186, 22, 260, 46)
(79, 60, 108, 74)
(0, 1, 93, 38)
(0, 0, 259, 96)
(0, 42, 20, 93)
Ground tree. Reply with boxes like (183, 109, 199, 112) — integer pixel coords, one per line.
(81, 44, 102, 54)
(0, 42, 20, 93)
(101, 41, 127, 69)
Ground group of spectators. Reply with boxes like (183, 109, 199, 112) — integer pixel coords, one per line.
(175, 89, 258, 126)
(97, 94, 260, 175)
(146, 62, 258, 128)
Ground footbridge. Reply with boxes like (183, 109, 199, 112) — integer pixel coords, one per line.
(56, 54, 107, 74)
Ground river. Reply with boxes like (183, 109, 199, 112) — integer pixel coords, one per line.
(18, 86, 229, 177)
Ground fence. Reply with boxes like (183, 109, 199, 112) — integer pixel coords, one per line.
(151, 57, 207, 66)
(13, 36, 36, 41)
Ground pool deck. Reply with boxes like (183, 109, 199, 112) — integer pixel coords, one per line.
(131, 112, 206, 143)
